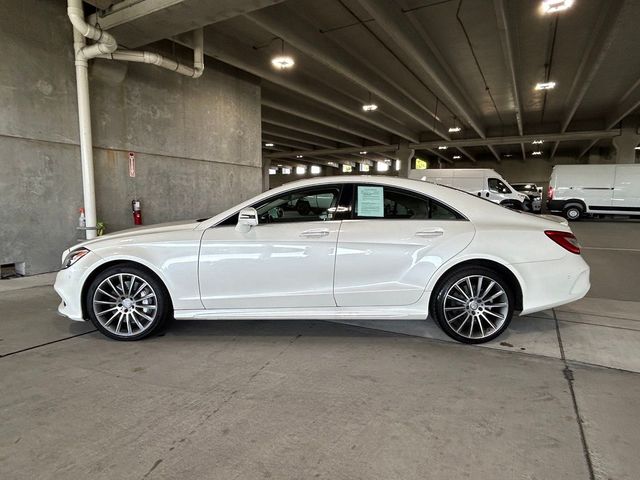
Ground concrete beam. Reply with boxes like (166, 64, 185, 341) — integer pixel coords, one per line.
(358, 0, 486, 139)
(262, 124, 337, 149)
(262, 107, 363, 147)
(246, 7, 450, 140)
(89, 0, 284, 48)
(177, 30, 419, 142)
(262, 86, 391, 145)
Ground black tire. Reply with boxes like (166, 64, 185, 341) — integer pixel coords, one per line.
(85, 264, 173, 341)
(563, 204, 583, 221)
(431, 267, 515, 344)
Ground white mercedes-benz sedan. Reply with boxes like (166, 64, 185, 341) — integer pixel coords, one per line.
(55, 176, 590, 344)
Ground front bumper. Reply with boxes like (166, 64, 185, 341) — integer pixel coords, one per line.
(54, 250, 102, 322)
(515, 253, 590, 315)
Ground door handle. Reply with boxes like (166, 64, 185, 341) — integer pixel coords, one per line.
(415, 229, 444, 238)
(300, 229, 330, 238)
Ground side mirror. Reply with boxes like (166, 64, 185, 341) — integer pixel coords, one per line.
(236, 207, 258, 233)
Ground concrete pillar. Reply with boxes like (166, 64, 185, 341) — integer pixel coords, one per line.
(612, 121, 640, 164)
(262, 158, 271, 191)
(396, 141, 415, 178)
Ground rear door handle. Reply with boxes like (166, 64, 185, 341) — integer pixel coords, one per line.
(300, 229, 330, 238)
(415, 229, 444, 238)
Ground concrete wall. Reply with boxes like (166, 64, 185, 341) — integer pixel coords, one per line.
(0, 0, 262, 274)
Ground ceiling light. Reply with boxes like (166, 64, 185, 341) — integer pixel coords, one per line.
(359, 151, 367, 155)
(448, 126, 461, 133)
(532, 151, 543, 156)
(453, 155, 461, 159)
(296, 155, 303, 158)
(438, 146, 448, 150)
(271, 55, 294, 70)
(535, 81, 556, 90)
(265, 143, 274, 147)
(635, 146, 640, 150)
(504, 154, 513, 158)
(541, 0, 574, 14)
(532, 140, 544, 144)
(362, 103, 378, 112)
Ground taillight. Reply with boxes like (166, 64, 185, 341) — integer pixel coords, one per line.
(547, 185, 554, 200)
(545, 230, 580, 254)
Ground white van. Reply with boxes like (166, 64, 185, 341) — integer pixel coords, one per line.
(547, 164, 640, 220)
(409, 168, 529, 210)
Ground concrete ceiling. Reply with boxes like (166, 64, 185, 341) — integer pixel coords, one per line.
(90, 0, 640, 164)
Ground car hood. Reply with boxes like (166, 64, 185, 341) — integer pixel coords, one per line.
(76, 220, 201, 249)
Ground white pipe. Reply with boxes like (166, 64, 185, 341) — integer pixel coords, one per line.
(66, 0, 204, 239)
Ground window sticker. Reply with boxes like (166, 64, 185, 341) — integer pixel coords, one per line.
(357, 186, 384, 217)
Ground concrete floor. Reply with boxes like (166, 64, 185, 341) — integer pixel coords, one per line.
(1, 219, 639, 479)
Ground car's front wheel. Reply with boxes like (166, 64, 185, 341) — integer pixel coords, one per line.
(85, 265, 172, 341)
(431, 267, 514, 344)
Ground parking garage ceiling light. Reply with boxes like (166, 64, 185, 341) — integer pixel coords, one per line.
(453, 155, 461, 159)
(362, 92, 378, 112)
(438, 146, 448, 150)
(271, 55, 295, 70)
(265, 143, 274, 147)
(532, 140, 544, 144)
(359, 151, 367, 155)
(532, 151, 543, 156)
(448, 126, 461, 133)
(296, 155, 304, 158)
(541, 0, 575, 14)
(535, 81, 556, 90)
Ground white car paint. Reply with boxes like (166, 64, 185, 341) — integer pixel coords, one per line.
(55, 176, 590, 328)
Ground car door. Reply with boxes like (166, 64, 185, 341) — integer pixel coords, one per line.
(199, 184, 344, 309)
(486, 177, 512, 204)
(334, 184, 476, 307)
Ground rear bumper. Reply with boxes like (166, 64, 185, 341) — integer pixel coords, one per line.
(514, 253, 590, 315)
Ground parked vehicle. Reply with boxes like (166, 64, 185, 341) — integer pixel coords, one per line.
(409, 168, 530, 211)
(511, 183, 542, 213)
(55, 176, 590, 344)
(548, 164, 640, 220)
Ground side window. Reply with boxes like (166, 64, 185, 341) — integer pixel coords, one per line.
(488, 178, 511, 194)
(253, 186, 341, 224)
(353, 185, 462, 220)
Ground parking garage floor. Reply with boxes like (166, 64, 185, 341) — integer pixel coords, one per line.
(1, 220, 639, 480)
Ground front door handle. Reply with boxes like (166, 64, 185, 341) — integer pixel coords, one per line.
(300, 228, 330, 238)
(415, 229, 444, 238)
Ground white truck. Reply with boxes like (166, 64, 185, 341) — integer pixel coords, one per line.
(547, 164, 640, 220)
(409, 168, 529, 210)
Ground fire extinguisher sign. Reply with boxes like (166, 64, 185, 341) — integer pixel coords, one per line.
(128, 152, 136, 177)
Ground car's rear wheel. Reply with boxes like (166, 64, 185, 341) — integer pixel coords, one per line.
(432, 267, 514, 344)
(86, 265, 172, 341)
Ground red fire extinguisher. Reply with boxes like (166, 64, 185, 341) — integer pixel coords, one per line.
(132, 199, 142, 225)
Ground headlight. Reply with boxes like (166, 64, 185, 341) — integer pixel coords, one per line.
(62, 248, 90, 269)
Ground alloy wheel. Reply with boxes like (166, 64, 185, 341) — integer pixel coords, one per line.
(442, 275, 509, 341)
(92, 273, 158, 337)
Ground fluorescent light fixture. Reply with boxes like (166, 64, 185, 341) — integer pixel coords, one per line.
(453, 155, 461, 159)
(504, 154, 513, 158)
(438, 146, 448, 150)
(268, 168, 277, 175)
(342, 165, 353, 173)
(296, 155, 304, 158)
(541, 0, 574, 14)
(271, 55, 295, 69)
(376, 162, 389, 172)
(359, 151, 368, 155)
(296, 166, 306, 175)
(282, 167, 291, 175)
(535, 81, 556, 90)
(635, 146, 640, 150)
(532, 151, 543, 156)
(264, 142, 274, 147)
(362, 103, 378, 112)
(532, 140, 544, 144)
(310, 165, 321, 174)
(448, 126, 461, 133)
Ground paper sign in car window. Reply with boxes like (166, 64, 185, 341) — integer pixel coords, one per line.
(357, 186, 384, 217)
